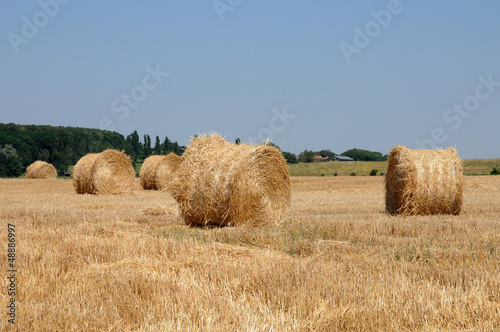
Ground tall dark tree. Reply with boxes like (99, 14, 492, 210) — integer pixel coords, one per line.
(126, 130, 142, 161)
(153, 136, 162, 155)
(172, 141, 181, 155)
(235, 138, 241, 145)
(143, 134, 152, 157)
(162, 136, 172, 154)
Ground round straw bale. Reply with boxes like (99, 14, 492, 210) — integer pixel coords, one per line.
(73, 153, 100, 194)
(89, 150, 136, 195)
(140, 155, 164, 190)
(385, 145, 463, 215)
(26, 161, 57, 179)
(170, 134, 291, 227)
(156, 153, 183, 191)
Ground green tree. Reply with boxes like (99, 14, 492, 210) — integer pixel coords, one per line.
(235, 138, 241, 145)
(126, 130, 142, 161)
(341, 148, 386, 161)
(162, 136, 173, 154)
(282, 151, 298, 164)
(143, 134, 152, 157)
(298, 150, 315, 163)
(318, 149, 335, 159)
(153, 136, 162, 155)
(0, 144, 23, 177)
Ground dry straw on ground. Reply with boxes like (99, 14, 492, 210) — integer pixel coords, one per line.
(385, 145, 463, 215)
(26, 160, 57, 179)
(170, 134, 291, 227)
(73, 150, 135, 195)
(156, 153, 183, 191)
(140, 155, 164, 190)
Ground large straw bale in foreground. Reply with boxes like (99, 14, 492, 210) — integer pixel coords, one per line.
(73, 153, 99, 194)
(170, 134, 291, 227)
(26, 161, 57, 179)
(140, 155, 164, 190)
(73, 150, 135, 195)
(385, 145, 463, 215)
(156, 153, 183, 191)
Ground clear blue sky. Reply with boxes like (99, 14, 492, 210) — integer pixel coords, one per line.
(1, 1, 499, 158)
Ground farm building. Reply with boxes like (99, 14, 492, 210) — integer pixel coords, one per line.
(333, 155, 354, 161)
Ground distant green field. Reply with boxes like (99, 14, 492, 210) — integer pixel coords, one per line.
(288, 159, 500, 177)
(63, 158, 500, 178)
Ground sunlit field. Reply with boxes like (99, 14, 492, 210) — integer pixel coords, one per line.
(1, 176, 499, 331)
(288, 158, 500, 176)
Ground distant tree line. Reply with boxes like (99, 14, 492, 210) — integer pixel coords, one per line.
(0, 123, 184, 177)
(281, 148, 387, 164)
(238, 139, 386, 164)
(341, 148, 387, 162)
(0, 123, 388, 177)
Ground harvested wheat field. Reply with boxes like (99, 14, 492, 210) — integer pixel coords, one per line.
(0, 176, 499, 331)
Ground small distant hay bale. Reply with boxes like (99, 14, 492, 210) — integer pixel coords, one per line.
(385, 145, 463, 215)
(140, 155, 164, 190)
(170, 134, 291, 227)
(156, 153, 183, 191)
(73, 153, 99, 194)
(73, 150, 135, 195)
(26, 161, 57, 179)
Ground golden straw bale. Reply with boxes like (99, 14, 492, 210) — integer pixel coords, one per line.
(170, 134, 291, 227)
(26, 161, 57, 179)
(156, 153, 183, 191)
(73, 150, 135, 195)
(140, 155, 164, 190)
(73, 153, 99, 194)
(385, 145, 463, 215)
(89, 150, 136, 195)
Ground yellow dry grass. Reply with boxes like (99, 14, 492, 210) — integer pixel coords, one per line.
(0, 176, 499, 331)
